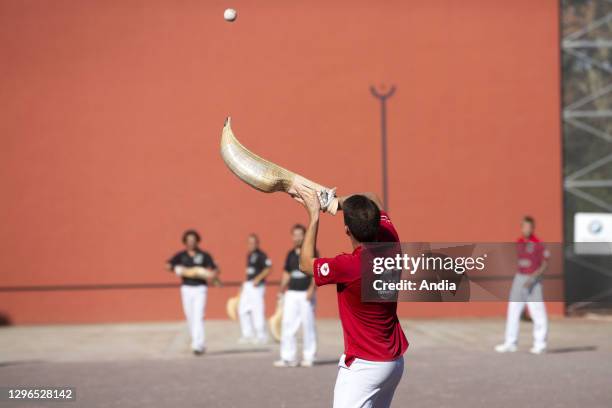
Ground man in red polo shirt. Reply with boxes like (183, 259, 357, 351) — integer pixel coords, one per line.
(495, 215, 549, 354)
(292, 186, 408, 408)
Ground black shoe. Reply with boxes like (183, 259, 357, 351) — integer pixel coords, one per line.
(193, 348, 205, 356)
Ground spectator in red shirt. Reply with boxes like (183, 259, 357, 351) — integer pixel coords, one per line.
(292, 186, 408, 408)
(495, 216, 549, 354)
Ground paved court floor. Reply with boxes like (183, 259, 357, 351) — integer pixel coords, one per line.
(1, 317, 611, 407)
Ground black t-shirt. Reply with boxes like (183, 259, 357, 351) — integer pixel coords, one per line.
(246, 249, 271, 285)
(168, 249, 217, 286)
(284, 248, 318, 291)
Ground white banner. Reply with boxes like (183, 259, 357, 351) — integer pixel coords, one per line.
(574, 213, 612, 255)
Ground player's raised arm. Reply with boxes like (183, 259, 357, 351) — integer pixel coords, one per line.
(293, 185, 320, 276)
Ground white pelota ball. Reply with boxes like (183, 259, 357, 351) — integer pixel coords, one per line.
(224, 8, 237, 22)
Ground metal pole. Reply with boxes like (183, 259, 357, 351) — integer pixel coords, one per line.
(370, 85, 396, 211)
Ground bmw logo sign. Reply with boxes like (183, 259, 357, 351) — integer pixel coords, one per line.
(589, 220, 603, 235)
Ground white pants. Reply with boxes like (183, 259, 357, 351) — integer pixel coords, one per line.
(180, 284, 207, 351)
(504, 273, 548, 349)
(333, 354, 404, 408)
(280, 290, 317, 362)
(238, 281, 267, 341)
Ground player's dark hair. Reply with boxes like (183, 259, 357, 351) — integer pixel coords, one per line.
(523, 216, 535, 226)
(292, 224, 306, 234)
(342, 195, 380, 243)
(182, 229, 201, 244)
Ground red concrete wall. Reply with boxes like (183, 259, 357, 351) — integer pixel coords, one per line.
(0, 0, 562, 324)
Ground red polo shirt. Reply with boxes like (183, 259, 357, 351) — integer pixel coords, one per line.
(313, 211, 409, 366)
(516, 234, 550, 275)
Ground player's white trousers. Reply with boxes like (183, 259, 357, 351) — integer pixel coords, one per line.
(333, 354, 404, 408)
(238, 281, 267, 341)
(180, 284, 207, 351)
(280, 290, 317, 362)
(503, 273, 548, 349)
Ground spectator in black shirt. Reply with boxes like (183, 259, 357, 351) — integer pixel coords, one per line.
(166, 229, 219, 355)
(274, 224, 318, 367)
(238, 233, 272, 344)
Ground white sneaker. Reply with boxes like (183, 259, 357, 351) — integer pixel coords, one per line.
(529, 345, 546, 354)
(273, 359, 298, 368)
(253, 338, 268, 346)
(300, 360, 315, 368)
(237, 337, 253, 345)
(494, 343, 518, 353)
